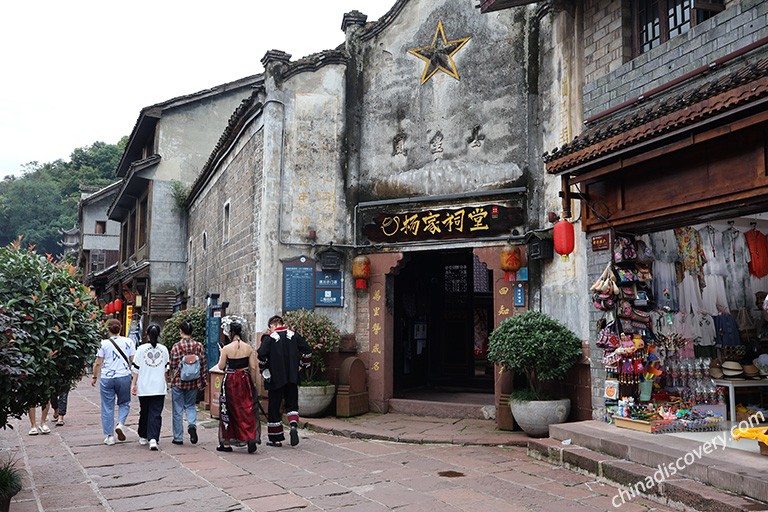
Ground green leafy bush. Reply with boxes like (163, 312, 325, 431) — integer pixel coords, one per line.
(283, 309, 340, 385)
(0, 241, 103, 428)
(0, 312, 32, 428)
(159, 307, 206, 351)
(0, 455, 23, 499)
(487, 310, 582, 400)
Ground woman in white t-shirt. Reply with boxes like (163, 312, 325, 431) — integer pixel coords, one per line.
(131, 324, 169, 451)
(92, 318, 135, 446)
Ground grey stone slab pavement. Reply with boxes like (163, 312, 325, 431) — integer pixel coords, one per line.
(1, 378, 679, 512)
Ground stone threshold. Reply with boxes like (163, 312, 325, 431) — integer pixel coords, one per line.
(527, 420, 768, 512)
(387, 397, 495, 419)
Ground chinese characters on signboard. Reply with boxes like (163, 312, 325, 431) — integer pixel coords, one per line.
(361, 202, 524, 243)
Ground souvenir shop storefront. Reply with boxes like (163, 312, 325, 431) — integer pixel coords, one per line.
(544, 57, 768, 451)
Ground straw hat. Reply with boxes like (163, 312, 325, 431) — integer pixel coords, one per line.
(743, 364, 760, 377)
(709, 367, 724, 379)
(721, 361, 743, 372)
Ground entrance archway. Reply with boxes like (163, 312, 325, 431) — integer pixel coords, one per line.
(392, 249, 494, 397)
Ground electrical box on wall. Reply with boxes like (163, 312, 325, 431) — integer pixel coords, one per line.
(525, 232, 554, 260)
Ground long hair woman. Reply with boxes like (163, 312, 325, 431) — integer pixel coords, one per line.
(216, 322, 261, 453)
(131, 324, 169, 451)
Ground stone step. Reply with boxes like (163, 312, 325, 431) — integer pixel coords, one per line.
(528, 420, 768, 511)
(387, 398, 494, 419)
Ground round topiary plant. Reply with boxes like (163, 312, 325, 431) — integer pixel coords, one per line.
(159, 307, 206, 351)
(0, 241, 103, 429)
(487, 310, 582, 400)
(283, 309, 340, 385)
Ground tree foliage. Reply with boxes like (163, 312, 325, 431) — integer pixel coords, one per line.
(0, 139, 125, 254)
(0, 241, 104, 428)
(159, 307, 207, 351)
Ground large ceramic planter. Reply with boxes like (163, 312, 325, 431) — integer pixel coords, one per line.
(509, 398, 570, 437)
(298, 384, 336, 418)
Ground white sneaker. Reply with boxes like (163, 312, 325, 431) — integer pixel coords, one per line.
(114, 423, 126, 441)
(138, 437, 148, 446)
(104, 435, 115, 446)
(149, 439, 158, 451)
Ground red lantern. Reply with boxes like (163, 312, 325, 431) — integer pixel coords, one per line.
(352, 255, 371, 289)
(105, 302, 113, 315)
(554, 219, 575, 260)
(104, 303, 111, 315)
(114, 299, 123, 312)
(500, 243, 522, 281)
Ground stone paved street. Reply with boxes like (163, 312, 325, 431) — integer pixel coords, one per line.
(1, 378, 679, 512)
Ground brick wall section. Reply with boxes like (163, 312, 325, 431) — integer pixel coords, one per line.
(584, 1, 768, 117)
(586, 229, 613, 421)
(582, 0, 631, 87)
(188, 131, 264, 335)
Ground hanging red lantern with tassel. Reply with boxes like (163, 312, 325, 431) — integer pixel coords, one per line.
(104, 303, 111, 315)
(553, 219, 575, 261)
(352, 255, 371, 289)
(500, 243, 522, 281)
(114, 299, 123, 312)
(105, 302, 113, 315)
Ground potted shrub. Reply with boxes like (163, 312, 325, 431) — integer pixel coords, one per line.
(0, 455, 23, 512)
(487, 310, 583, 437)
(284, 309, 341, 417)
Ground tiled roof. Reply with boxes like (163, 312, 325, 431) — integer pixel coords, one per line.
(544, 57, 768, 174)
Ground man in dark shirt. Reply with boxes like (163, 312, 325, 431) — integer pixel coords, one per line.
(257, 315, 312, 447)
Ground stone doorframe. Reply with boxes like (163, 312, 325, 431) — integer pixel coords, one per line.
(360, 246, 523, 430)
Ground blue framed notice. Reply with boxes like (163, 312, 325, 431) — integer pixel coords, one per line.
(315, 270, 343, 307)
(514, 284, 526, 307)
(315, 288, 342, 307)
(283, 258, 316, 311)
(316, 271, 342, 289)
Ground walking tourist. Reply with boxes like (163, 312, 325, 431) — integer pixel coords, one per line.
(215, 322, 260, 453)
(51, 389, 69, 426)
(131, 324, 169, 451)
(27, 403, 51, 435)
(257, 315, 312, 447)
(92, 318, 134, 446)
(169, 320, 207, 445)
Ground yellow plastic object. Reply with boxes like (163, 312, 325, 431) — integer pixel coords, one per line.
(731, 427, 768, 445)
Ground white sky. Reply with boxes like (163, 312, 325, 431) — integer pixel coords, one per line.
(0, 0, 396, 178)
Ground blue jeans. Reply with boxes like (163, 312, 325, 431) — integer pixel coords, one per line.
(100, 376, 132, 435)
(171, 387, 198, 442)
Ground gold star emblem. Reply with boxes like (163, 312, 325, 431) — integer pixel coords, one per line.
(408, 20, 471, 85)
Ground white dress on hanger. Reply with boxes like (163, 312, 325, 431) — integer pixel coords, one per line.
(698, 225, 729, 314)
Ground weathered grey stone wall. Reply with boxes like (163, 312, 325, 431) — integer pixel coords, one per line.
(584, 0, 768, 116)
(255, 62, 352, 333)
(187, 127, 264, 333)
(350, 2, 531, 201)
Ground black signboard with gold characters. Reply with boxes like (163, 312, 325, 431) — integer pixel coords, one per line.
(361, 202, 524, 244)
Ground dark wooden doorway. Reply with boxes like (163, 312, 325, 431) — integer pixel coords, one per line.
(393, 249, 494, 396)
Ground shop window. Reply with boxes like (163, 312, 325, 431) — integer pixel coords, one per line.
(128, 209, 136, 258)
(634, 0, 723, 56)
(120, 221, 129, 263)
(95, 221, 106, 235)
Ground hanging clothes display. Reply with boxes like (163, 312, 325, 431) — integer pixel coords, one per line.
(698, 225, 730, 315)
(722, 225, 751, 310)
(649, 230, 680, 312)
(745, 225, 768, 278)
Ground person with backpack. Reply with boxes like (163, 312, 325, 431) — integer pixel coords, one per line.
(92, 318, 135, 446)
(130, 324, 169, 451)
(169, 320, 207, 445)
